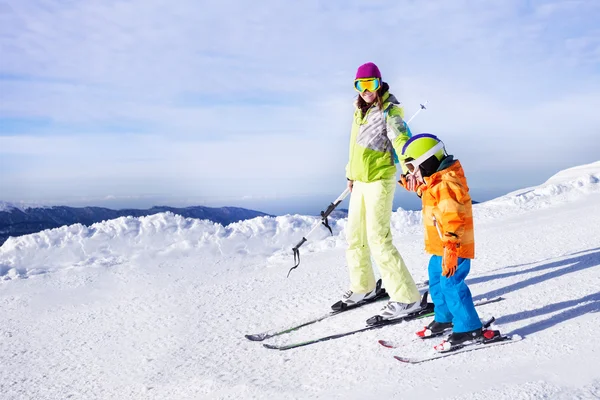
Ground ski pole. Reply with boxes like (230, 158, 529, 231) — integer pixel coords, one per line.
(406, 101, 427, 124)
(363, 101, 428, 150)
(288, 187, 351, 277)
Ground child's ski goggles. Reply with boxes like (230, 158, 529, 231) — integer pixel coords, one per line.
(354, 78, 381, 93)
(404, 142, 446, 173)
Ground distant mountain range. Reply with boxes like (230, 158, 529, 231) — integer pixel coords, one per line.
(0, 205, 271, 246)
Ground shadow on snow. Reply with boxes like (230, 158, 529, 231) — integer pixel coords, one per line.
(469, 248, 600, 338)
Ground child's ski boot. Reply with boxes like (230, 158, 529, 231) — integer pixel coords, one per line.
(433, 317, 503, 352)
(416, 320, 453, 339)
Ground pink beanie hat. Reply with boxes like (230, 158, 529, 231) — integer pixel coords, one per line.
(355, 62, 382, 79)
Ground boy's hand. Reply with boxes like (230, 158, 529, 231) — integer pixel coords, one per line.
(399, 174, 419, 192)
(442, 242, 458, 277)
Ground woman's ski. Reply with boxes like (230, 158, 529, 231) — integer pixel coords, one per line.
(245, 280, 428, 341)
(263, 302, 435, 350)
(245, 290, 388, 341)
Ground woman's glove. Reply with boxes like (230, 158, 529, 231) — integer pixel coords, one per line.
(442, 242, 458, 277)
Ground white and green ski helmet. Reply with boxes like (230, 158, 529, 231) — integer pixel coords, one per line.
(401, 133, 446, 174)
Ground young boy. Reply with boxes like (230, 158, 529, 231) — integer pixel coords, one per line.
(399, 133, 483, 350)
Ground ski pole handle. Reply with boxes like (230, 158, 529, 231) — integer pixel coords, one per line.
(321, 187, 351, 220)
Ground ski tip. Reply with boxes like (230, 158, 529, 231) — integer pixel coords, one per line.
(393, 355, 412, 363)
(245, 334, 267, 341)
(378, 340, 396, 349)
(480, 296, 504, 303)
(262, 343, 281, 350)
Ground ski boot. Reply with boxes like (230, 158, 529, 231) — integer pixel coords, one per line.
(416, 320, 453, 339)
(434, 327, 483, 352)
(331, 279, 386, 311)
(366, 291, 429, 326)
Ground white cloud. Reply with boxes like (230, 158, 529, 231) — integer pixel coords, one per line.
(1, 0, 599, 206)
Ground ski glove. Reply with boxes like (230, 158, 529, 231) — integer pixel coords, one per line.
(442, 242, 458, 277)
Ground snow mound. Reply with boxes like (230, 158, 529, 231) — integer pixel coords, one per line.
(476, 161, 600, 216)
(546, 161, 600, 184)
(0, 206, 425, 280)
(0, 212, 287, 279)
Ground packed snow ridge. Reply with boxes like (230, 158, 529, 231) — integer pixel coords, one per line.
(485, 161, 600, 209)
(1, 161, 599, 281)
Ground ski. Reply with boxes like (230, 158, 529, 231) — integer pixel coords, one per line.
(263, 302, 436, 351)
(393, 333, 522, 364)
(262, 295, 504, 351)
(245, 279, 429, 341)
(378, 297, 505, 349)
(245, 291, 387, 341)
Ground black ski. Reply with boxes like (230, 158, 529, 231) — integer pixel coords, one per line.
(263, 302, 435, 351)
(245, 279, 428, 341)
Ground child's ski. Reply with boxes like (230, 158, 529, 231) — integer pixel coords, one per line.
(393, 333, 522, 364)
(377, 297, 504, 349)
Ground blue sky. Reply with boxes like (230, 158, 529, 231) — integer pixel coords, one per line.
(1, 0, 599, 214)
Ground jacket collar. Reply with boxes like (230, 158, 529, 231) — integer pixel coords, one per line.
(423, 156, 461, 187)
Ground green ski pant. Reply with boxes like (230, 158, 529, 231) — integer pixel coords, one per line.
(345, 178, 421, 304)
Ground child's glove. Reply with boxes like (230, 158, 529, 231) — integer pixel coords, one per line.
(442, 242, 458, 277)
(399, 174, 419, 192)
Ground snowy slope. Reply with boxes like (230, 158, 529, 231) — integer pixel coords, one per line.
(481, 160, 600, 211)
(1, 162, 599, 399)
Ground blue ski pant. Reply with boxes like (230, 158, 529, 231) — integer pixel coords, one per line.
(428, 255, 482, 333)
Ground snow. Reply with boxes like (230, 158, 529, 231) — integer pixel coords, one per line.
(0, 201, 17, 212)
(0, 201, 47, 212)
(1, 161, 600, 399)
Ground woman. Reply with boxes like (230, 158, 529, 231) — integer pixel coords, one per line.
(336, 62, 422, 322)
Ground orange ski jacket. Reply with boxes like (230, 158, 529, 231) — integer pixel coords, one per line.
(419, 159, 475, 258)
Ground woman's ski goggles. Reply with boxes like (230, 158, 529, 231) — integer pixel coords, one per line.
(354, 78, 381, 93)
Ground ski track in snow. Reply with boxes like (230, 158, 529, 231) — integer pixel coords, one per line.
(0, 161, 599, 399)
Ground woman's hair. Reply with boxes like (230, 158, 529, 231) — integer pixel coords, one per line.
(356, 81, 388, 115)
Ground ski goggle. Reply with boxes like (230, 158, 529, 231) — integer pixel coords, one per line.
(354, 78, 380, 93)
(404, 141, 446, 173)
